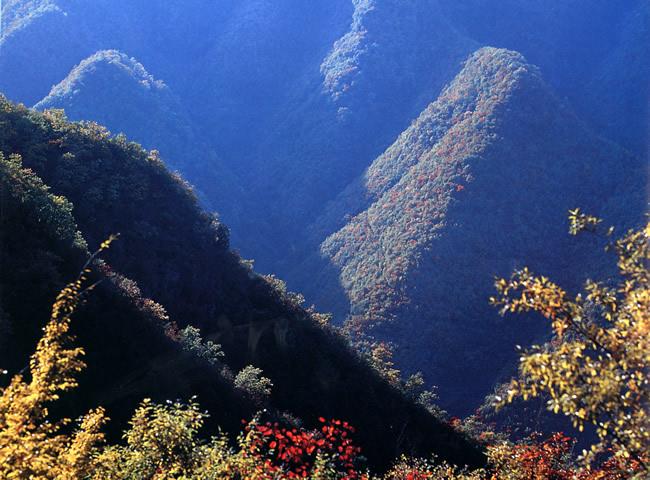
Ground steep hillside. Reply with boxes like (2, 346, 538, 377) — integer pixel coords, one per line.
(238, 0, 476, 272)
(319, 0, 470, 118)
(182, 0, 352, 160)
(0, 149, 254, 441)
(0, 0, 228, 105)
(317, 48, 644, 413)
(0, 0, 350, 146)
(34, 50, 241, 219)
(0, 97, 484, 469)
(2, 0, 351, 237)
(3, 0, 645, 274)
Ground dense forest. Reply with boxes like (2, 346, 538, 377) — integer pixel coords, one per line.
(0, 0, 648, 478)
(0, 98, 483, 471)
(315, 47, 644, 412)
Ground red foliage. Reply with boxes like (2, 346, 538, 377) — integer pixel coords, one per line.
(245, 418, 364, 479)
(495, 433, 647, 480)
(404, 470, 434, 480)
(509, 433, 574, 479)
(242, 420, 646, 480)
(575, 453, 647, 480)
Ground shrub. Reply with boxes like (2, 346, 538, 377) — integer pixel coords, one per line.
(234, 365, 274, 405)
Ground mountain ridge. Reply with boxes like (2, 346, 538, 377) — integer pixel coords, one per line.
(34, 49, 242, 221)
(314, 47, 642, 412)
(0, 96, 484, 469)
(1, 0, 646, 435)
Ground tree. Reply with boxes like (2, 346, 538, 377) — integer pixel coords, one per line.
(490, 210, 649, 473)
(234, 365, 273, 405)
(178, 325, 225, 367)
(0, 239, 116, 478)
(92, 398, 211, 479)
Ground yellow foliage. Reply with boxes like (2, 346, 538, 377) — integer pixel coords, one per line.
(382, 456, 486, 479)
(491, 212, 649, 472)
(4, 214, 647, 478)
(0, 238, 116, 479)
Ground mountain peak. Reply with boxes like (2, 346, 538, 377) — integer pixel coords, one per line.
(313, 47, 548, 236)
(320, 0, 473, 108)
(36, 50, 168, 107)
(316, 46, 633, 411)
(366, 47, 545, 195)
(33, 50, 242, 222)
(443, 47, 540, 100)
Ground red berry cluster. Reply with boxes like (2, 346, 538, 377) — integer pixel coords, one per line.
(245, 417, 363, 479)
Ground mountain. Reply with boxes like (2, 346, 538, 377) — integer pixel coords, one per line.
(315, 48, 644, 413)
(0, 0, 230, 106)
(10, 1, 477, 273)
(0, 0, 351, 144)
(0, 149, 254, 438)
(2, 0, 645, 268)
(237, 0, 476, 271)
(181, 0, 353, 161)
(0, 0, 98, 105)
(436, 0, 647, 154)
(1, 0, 646, 425)
(34, 49, 240, 220)
(0, 96, 484, 469)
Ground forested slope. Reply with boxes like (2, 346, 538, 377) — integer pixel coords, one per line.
(34, 49, 240, 218)
(317, 48, 645, 412)
(240, 0, 476, 270)
(0, 148, 254, 443)
(1, 0, 646, 422)
(0, 97, 483, 469)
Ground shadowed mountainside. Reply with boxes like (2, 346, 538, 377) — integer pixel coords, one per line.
(0, 97, 484, 469)
(34, 49, 241, 220)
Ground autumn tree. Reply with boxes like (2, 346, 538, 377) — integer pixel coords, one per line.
(491, 210, 649, 474)
(0, 239, 116, 478)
